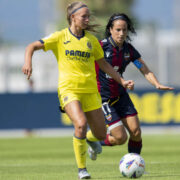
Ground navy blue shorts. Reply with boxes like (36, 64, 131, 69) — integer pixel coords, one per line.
(102, 93, 137, 128)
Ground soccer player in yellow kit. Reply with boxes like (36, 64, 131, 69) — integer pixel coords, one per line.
(22, 2, 134, 179)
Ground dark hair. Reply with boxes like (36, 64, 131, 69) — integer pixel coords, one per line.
(105, 13, 136, 41)
(67, 1, 99, 32)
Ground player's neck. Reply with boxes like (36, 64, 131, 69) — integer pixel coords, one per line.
(110, 36, 123, 49)
(115, 41, 123, 49)
(69, 26, 83, 37)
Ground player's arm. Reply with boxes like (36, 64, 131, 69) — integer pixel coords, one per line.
(22, 41, 44, 80)
(96, 58, 134, 90)
(136, 58, 174, 90)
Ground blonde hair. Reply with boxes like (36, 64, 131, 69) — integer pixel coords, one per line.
(67, 1, 100, 32)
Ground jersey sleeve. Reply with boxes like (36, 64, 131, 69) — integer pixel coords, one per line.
(129, 44, 141, 62)
(93, 37, 104, 61)
(41, 31, 61, 52)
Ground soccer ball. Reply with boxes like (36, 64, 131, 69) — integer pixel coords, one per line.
(119, 153, 145, 178)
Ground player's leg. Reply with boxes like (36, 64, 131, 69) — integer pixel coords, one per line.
(86, 108, 106, 141)
(115, 92, 142, 154)
(62, 95, 90, 179)
(86, 108, 107, 160)
(122, 115, 142, 154)
(84, 93, 106, 160)
(99, 99, 128, 146)
(86, 120, 127, 161)
(101, 123, 128, 146)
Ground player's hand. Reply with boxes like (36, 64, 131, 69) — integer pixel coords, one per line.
(123, 80, 134, 91)
(22, 63, 32, 80)
(156, 84, 174, 90)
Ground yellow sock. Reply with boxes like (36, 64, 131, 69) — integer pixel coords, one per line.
(86, 130, 99, 142)
(73, 136, 86, 169)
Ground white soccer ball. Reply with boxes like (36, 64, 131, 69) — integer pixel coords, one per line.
(119, 153, 145, 178)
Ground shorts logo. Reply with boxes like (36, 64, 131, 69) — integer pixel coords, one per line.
(106, 114, 112, 121)
(63, 96, 68, 102)
(124, 52, 130, 61)
(87, 41, 92, 49)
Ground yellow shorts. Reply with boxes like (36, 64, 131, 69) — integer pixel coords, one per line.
(59, 92, 102, 112)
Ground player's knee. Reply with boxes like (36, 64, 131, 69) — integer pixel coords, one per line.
(75, 123, 87, 136)
(131, 128, 141, 139)
(116, 133, 128, 145)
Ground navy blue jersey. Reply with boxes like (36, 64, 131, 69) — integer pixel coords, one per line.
(96, 36, 141, 101)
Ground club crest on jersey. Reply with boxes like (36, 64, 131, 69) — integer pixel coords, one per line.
(87, 42, 92, 49)
(124, 52, 130, 61)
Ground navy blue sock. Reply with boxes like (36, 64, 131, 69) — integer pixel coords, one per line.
(128, 139, 142, 154)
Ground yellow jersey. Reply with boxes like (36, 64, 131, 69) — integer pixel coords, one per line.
(41, 28, 104, 94)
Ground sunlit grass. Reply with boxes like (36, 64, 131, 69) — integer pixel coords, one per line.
(0, 134, 179, 180)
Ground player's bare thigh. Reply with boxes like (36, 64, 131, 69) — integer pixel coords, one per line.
(110, 124, 128, 145)
(85, 108, 106, 140)
(65, 100, 87, 138)
(122, 115, 141, 140)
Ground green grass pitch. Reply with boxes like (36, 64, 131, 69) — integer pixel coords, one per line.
(0, 134, 180, 180)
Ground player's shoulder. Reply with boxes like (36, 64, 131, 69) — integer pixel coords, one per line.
(54, 28, 69, 36)
(85, 31, 98, 41)
(43, 28, 66, 40)
(54, 28, 68, 36)
(125, 41, 136, 49)
(99, 38, 109, 48)
(100, 38, 108, 43)
(123, 41, 140, 58)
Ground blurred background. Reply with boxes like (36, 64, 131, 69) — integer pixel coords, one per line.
(0, 0, 180, 137)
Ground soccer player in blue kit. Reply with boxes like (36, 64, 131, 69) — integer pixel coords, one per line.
(87, 13, 174, 160)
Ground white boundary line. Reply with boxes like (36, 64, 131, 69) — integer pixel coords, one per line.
(0, 126, 180, 138)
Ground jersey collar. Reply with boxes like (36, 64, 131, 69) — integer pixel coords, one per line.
(108, 36, 125, 50)
(68, 28, 85, 40)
